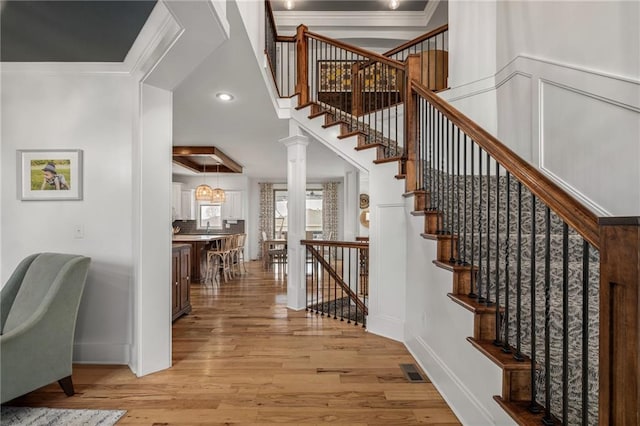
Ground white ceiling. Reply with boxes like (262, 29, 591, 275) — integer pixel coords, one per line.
(172, 1, 349, 180)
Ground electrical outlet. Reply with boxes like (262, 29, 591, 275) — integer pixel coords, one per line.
(73, 225, 84, 239)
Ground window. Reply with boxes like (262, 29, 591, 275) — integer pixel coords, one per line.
(198, 204, 222, 230)
(273, 189, 323, 239)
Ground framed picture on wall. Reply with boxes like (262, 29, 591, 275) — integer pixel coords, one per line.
(17, 149, 83, 201)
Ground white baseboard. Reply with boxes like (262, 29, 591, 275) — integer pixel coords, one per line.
(405, 336, 516, 426)
(366, 314, 405, 342)
(73, 342, 130, 365)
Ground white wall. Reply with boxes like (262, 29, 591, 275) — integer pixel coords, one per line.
(366, 161, 407, 341)
(403, 197, 515, 426)
(236, 0, 265, 66)
(444, 0, 640, 216)
(1, 71, 135, 364)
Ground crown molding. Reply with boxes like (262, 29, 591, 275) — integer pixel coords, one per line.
(273, 0, 441, 30)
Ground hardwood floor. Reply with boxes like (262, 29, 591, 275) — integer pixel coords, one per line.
(8, 261, 460, 425)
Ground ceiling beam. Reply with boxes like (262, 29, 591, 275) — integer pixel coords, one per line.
(172, 146, 243, 174)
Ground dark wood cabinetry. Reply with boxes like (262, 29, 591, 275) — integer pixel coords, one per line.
(172, 244, 192, 321)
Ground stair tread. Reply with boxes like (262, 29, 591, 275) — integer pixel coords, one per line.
(447, 293, 502, 314)
(322, 119, 350, 129)
(433, 260, 478, 272)
(373, 156, 403, 164)
(308, 111, 329, 120)
(493, 397, 561, 425)
(395, 174, 406, 180)
(420, 232, 457, 241)
(295, 101, 316, 110)
(337, 130, 367, 140)
(467, 338, 532, 370)
(411, 210, 426, 216)
(354, 142, 384, 151)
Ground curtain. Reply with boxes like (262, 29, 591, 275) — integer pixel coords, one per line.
(259, 183, 274, 258)
(322, 182, 339, 240)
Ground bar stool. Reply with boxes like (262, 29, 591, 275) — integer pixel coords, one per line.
(220, 235, 235, 282)
(230, 234, 246, 276)
(205, 237, 231, 284)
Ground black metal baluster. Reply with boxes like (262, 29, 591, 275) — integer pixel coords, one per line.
(494, 162, 501, 344)
(395, 68, 398, 151)
(562, 222, 569, 425)
(542, 206, 552, 425)
(468, 141, 477, 298)
(381, 65, 385, 145)
(514, 182, 524, 361)
(529, 195, 540, 414)
(448, 121, 455, 262)
(354, 250, 359, 327)
(304, 245, 313, 312)
(316, 244, 320, 315)
(581, 240, 590, 425)
(477, 148, 484, 302)
(502, 172, 512, 353)
(438, 114, 446, 234)
(334, 247, 339, 320)
(332, 44, 336, 117)
(456, 128, 462, 264)
(449, 123, 455, 262)
(429, 104, 435, 209)
(374, 63, 379, 145)
(484, 153, 493, 306)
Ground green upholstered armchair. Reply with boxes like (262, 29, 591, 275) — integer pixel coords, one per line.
(1, 253, 91, 404)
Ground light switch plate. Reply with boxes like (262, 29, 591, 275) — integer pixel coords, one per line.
(73, 225, 84, 239)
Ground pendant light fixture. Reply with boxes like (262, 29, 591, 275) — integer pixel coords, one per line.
(195, 157, 214, 201)
(210, 163, 226, 204)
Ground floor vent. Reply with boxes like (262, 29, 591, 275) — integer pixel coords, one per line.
(399, 363, 427, 383)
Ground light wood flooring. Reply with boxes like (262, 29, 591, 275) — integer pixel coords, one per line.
(8, 261, 460, 425)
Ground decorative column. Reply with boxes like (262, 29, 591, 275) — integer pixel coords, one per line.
(281, 133, 309, 310)
(343, 164, 359, 242)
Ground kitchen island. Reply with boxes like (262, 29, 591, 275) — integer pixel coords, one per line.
(171, 234, 236, 283)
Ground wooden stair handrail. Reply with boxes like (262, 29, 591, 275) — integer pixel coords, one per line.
(383, 24, 449, 57)
(305, 31, 405, 70)
(301, 239, 369, 249)
(411, 81, 600, 248)
(305, 244, 368, 315)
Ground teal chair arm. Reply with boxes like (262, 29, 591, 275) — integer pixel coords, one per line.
(1, 254, 39, 332)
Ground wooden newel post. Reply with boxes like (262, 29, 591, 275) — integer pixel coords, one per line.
(404, 54, 421, 193)
(295, 25, 309, 106)
(598, 217, 640, 426)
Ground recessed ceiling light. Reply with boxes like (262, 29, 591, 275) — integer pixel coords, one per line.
(284, 0, 295, 10)
(389, 0, 400, 10)
(216, 92, 234, 101)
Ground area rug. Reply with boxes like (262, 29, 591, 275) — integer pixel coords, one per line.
(0, 406, 126, 426)
(308, 297, 367, 325)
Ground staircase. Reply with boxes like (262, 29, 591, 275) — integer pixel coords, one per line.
(264, 3, 640, 425)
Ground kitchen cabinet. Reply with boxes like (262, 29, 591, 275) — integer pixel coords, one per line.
(221, 191, 243, 220)
(172, 182, 183, 220)
(172, 183, 196, 220)
(181, 189, 196, 220)
(171, 244, 192, 321)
